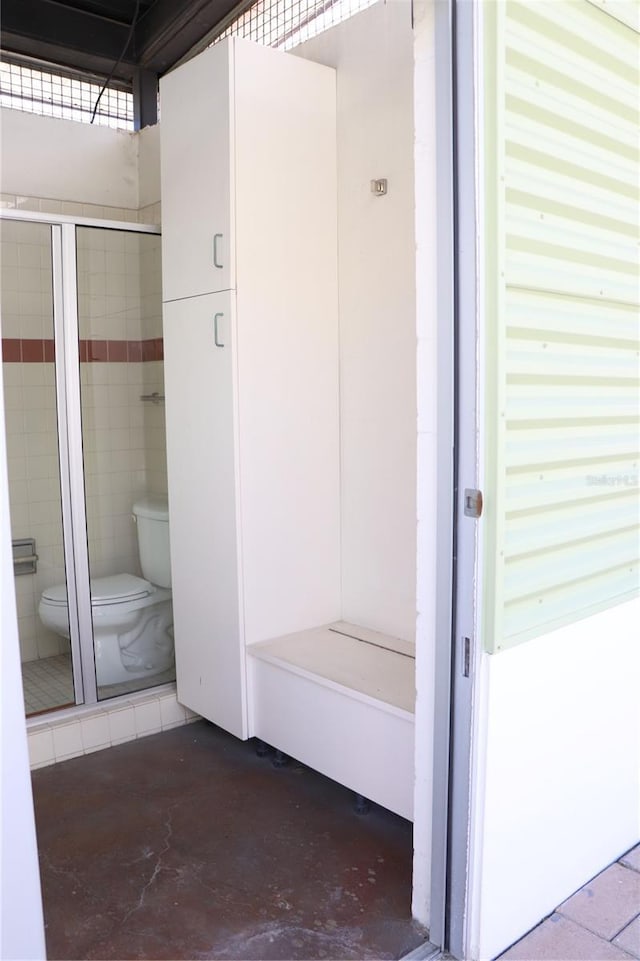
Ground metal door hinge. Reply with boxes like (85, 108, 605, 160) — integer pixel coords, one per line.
(463, 488, 483, 518)
(462, 636, 471, 678)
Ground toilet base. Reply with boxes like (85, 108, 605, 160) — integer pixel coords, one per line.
(94, 598, 174, 687)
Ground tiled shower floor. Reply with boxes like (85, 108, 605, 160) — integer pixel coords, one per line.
(22, 654, 74, 715)
(22, 653, 176, 716)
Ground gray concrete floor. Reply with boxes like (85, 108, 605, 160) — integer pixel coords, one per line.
(498, 844, 640, 960)
(31, 714, 638, 961)
(32, 719, 430, 960)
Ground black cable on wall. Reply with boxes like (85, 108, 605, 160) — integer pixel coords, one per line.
(90, 0, 141, 124)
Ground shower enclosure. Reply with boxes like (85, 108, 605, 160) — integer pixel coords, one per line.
(0, 211, 174, 716)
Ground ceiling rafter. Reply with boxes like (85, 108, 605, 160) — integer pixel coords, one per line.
(0, 0, 245, 84)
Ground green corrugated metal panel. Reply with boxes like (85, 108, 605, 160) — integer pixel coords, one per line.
(482, 0, 640, 653)
(505, 423, 639, 469)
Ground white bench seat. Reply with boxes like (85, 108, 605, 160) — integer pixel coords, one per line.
(247, 622, 415, 820)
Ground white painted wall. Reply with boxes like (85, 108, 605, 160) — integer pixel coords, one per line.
(297, 2, 439, 927)
(296, 0, 418, 643)
(469, 598, 640, 960)
(411, 0, 439, 929)
(0, 108, 138, 208)
(137, 124, 161, 209)
(0, 345, 46, 959)
(0, 113, 140, 952)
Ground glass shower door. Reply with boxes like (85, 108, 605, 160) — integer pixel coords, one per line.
(0, 219, 75, 715)
(75, 226, 174, 700)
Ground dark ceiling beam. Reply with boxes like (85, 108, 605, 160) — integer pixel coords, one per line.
(134, 0, 237, 74)
(0, 0, 134, 63)
(0, 35, 137, 83)
(65, 0, 144, 20)
(133, 68, 158, 129)
(0, 0, 248, 89)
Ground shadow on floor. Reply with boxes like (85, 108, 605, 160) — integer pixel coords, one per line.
(32, 720, 429, 960)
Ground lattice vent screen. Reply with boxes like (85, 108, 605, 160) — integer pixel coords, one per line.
(0, 58, 133, 130)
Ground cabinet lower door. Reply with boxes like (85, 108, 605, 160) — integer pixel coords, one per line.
(163, 292, 247, 739)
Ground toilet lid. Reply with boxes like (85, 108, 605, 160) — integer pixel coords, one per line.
(42, 574, 153, 607)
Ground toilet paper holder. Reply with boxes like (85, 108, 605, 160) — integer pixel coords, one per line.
(12, 537, 38, 575)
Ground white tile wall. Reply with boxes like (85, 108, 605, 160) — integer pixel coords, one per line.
(140, 234, 167, 495)
(80, 714, 111, 753)
(3, 379, 69, 661)
(140, 234, 163, 339)
(0, 219, 52, 340)
(108, 705, 136, 746)
(82, 359, 147, 580)
(142, 360, 168, 495)
(52, 721, 84, 762)
(77, 226, 143, 341)
(133, 697, 162, 735)
(0, 193, 140, 222)
(138, 202, 161, 225)
(28, 727, 55, 767)
(27, 686, 198, 768)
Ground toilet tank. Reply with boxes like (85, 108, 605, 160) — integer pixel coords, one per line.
(132, 495, 171, 588)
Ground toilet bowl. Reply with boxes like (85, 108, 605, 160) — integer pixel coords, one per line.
(39, 574, 173, 687)
(38, 495, 174, 688)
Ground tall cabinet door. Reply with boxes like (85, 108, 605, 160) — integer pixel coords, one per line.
(160, 41, 235, 302)
(163, 292, 247, 739)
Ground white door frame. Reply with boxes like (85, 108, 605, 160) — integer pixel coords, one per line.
(446, 0, 481, 958)
(446, 1, 482, 957)
(425, 1, 480, 956)
(2, 8, 481, 945)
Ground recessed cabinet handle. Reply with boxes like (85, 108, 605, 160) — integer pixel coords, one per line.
(214, 312, 224, 348)
(213, 233, 223, 269)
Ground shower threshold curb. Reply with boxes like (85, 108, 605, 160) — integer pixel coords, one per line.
(26, 682, 200, 769)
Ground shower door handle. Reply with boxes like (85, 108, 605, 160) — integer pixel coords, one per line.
(214, 313, 224, 348)
(213, 233, 223, 269)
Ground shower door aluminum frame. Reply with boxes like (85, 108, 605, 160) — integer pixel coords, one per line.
(51, 223, 92, 703)
(1, 209, 161, 710)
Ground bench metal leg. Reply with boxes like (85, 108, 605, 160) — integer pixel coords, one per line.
(272, 749, 289, 768)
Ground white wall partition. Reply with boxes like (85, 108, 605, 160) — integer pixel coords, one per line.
(295, 0, 443, 922)
(0, 108, 139, 209)
(469, 599, 640, 960)
(137, 124, 161, 210)
(296, 1, 418, 643)
(0, 354, 46, 959)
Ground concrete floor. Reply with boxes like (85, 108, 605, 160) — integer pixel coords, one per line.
(498, 844, 640, 961)
(32, 719, 430, 960)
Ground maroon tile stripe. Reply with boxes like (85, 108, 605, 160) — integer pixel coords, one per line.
(1, 338, 164, 363)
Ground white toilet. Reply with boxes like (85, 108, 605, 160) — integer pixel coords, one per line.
(39, 495, 174, 687)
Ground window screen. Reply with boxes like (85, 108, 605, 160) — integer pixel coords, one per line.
(0, 58, 134, 130)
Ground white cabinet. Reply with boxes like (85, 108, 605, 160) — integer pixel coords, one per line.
(160, 42, 233, 300)
(161, 38, 340, 739)
(163, 293, 246, 738)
